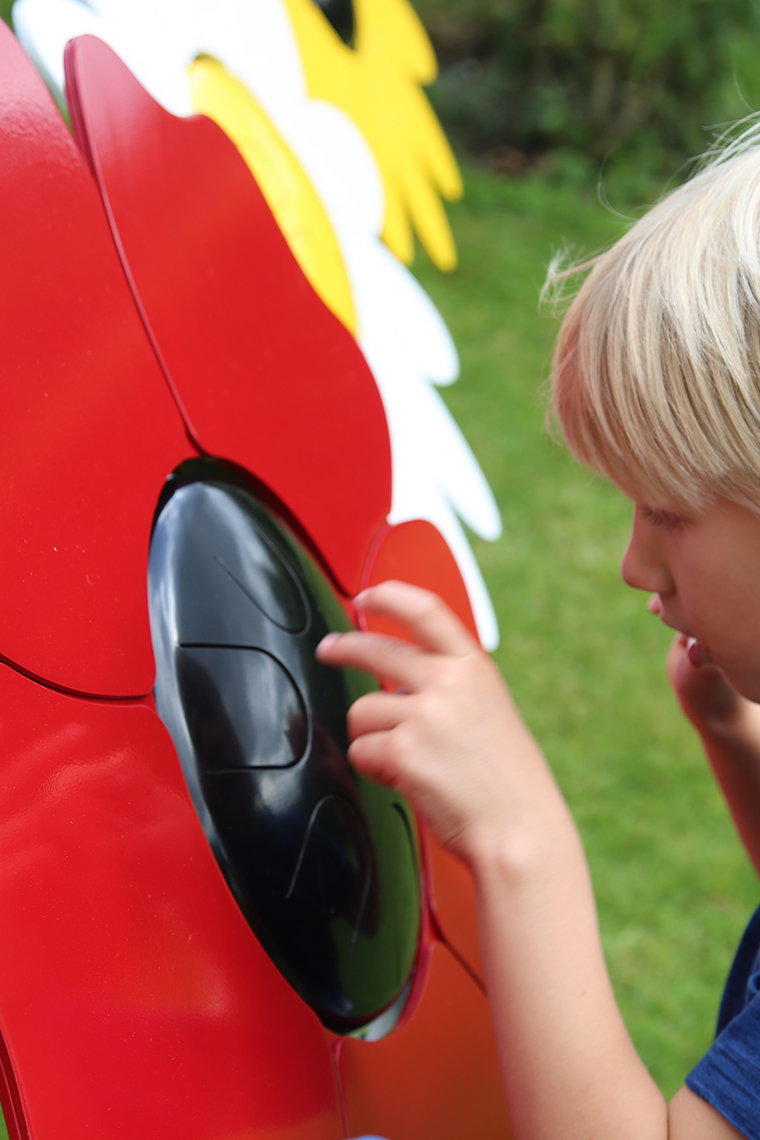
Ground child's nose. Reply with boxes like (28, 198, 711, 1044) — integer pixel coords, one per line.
(620, 533, 674, 595)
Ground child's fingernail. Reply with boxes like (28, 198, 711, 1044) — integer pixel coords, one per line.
(317, 633, 340, 654)
(687, 637, 713, 667)
(353, 589, 371, 607)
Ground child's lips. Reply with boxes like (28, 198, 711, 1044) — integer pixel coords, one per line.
(648, 593, 688, 634)
(649, 594, 714, 663)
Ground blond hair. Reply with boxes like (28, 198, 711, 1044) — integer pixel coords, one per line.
(549, 126, 760, 513)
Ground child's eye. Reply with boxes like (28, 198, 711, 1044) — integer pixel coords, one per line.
(640, 505, 684, 530)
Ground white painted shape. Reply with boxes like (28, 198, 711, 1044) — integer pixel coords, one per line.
(195, 0, 308, 112)
(352, 235, 459, 385)
(286, 99, 385, 239)
(14, 0, 98, 98)
(14, 0, 196, 112)
(340, 231, 500, 537)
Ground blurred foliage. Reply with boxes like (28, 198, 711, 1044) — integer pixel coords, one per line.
(0, 1, 11, 26)
(416, 0, 760, 196)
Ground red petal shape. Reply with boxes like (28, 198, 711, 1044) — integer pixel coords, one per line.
(0, 665, 343, 1140)
(0, 22, 192, 696)
(361, 519, 479, 641)
(339, 942, 512, 1139)
(65, 35, 392, 596)
(427, 833, 484, 982)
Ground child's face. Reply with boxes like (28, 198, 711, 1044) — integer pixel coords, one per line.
(621, 496, 760, 701)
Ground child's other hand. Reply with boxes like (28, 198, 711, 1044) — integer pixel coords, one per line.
(658, 600, 760, 882)
(316, 581, 559, 867)
(665, 627, 746, 734)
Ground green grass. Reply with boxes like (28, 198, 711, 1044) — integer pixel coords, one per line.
(412, 160, 760, 1098)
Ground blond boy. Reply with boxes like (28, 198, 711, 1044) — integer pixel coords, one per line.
(318, 137, 760, 1138)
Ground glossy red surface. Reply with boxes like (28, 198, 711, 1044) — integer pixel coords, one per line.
(361, 519, 479, 642)
(339, 941, 513, 1140)
(427, 833, 484, 983)
(0, 664, 343, 1140)
(0, 22, 193, 698)
(65, 35, 392, 598)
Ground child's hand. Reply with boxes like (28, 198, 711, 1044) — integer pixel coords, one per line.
(646, 592, 745, 732)
(658, 597, 760, 882)
(316, 581, 558, 867)
(666, 631, 745, 733)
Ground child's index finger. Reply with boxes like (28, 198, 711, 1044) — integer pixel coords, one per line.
(353, 580, 478, 657)
(316, 628, 431, 691)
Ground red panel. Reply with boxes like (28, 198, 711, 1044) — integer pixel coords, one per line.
(427, 832, 484, 983)
(65, 35, 392, 597)
(339, 942, 512, 1140)
(0, 22, 192, 697)
(0, 664, 343, 1140)
(361, 520, 479, 642)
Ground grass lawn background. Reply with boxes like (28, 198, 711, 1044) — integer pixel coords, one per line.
(413, 161, 760, 1098)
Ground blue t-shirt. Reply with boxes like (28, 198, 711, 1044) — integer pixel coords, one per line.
(687, 903, 760, 1137)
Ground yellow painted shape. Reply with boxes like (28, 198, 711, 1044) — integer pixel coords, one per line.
(283, 0, 462, 272)
(189, 55, 357, 333)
